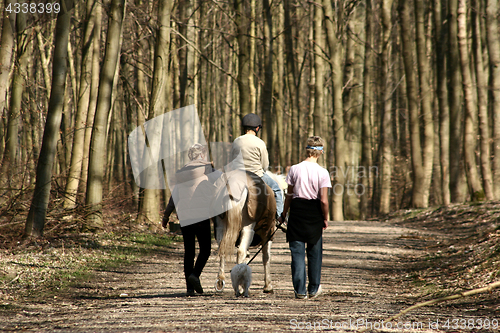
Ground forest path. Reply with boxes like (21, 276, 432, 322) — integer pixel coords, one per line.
(2, 220, 488, 332)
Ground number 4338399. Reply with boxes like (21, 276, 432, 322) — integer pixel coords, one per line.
(442, 318, 498, 330)
(5, 2, 60, 14)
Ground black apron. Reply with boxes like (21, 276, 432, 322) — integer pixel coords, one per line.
(286, 198, 324, 244)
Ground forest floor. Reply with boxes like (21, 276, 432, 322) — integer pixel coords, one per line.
(0, 202, 500, 332)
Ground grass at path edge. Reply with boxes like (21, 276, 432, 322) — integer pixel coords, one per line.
(0, 231, 183, 307)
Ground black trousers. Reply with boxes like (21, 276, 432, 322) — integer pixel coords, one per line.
(180, 219, 211, 291)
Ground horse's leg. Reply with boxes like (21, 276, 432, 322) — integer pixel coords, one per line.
(262, 240, 273, 293)
(215, 216, 226, 292)
(216, 254, 226, 292)
(237, 223, 255, 264)
(215, 216, 224, 245)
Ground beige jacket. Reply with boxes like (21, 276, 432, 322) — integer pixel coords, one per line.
(165, 159, 215, 224)
(231, 134, 269, 177)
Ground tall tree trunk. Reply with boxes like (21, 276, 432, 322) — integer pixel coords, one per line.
(430, 0, 443, 206)
(60, 74, 72, 179)
(85, 0, 126, 230)
(448, 0, 467, 202)
(1, 11, 28, 183)
(64, 0, 97, 209)
(284, 0, 299, 164)
(473, 0, 494, 199)
(434, 0, 451, 205)
(0, 0, 14, 114)
(313, 2, 326, 148)
(0, 0, 13, 84)
(181, 0, 198, 107)
(399, 0, 431, 208)
(360, 0, 374, 219)
(248, 0, 256, 115)
(222, 41, 231, 142)
(415, 0, 435, 206)
(323, 0, 345, 221)
(307, 7, 315, 140)
(34, 24, 52, 101)
(136, 0, 173, 229)
(262, 0, 273, 160)
(343, 7, 363, 219)
(274, 2, 286, 169)
(486, 0, 500, 199)
(24, 0, 73, 238)
(80, 1, 101, 200)
(231, 51, 240, 139)
(379, 0, 394, 214)
(235, 0, 251, 117)
(223, 48, 232, 143)
(457, 0, 484, 200)
(0, 0, 15, 191)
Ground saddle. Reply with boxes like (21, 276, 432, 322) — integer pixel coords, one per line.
(212, 170, 276, 242)
(238, 171, 276, 241)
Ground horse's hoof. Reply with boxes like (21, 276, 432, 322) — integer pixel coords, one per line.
(215, 278, 225, 292)
(263, 289, 274, 294)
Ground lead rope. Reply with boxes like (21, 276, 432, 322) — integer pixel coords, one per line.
(246, 218, 286, 266)
(214, 218, 286, 292)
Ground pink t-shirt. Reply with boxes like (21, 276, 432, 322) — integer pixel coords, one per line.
(285, 161, 332, 200)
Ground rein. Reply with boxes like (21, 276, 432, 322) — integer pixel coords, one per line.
(246, 218, 285, 266)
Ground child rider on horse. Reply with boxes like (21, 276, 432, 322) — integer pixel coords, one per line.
(231, 113, 283, 218)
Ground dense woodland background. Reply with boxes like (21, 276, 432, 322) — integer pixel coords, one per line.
(0, 0, 500, 238)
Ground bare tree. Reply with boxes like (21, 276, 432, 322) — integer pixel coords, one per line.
(379, 0, 394, 214)
(262, 0, 274, 163)
(342, 6, 363, 219)
(448, 0, 467, 202)
(434, 0, 451, 205)
(473, 0, 494, 199)
(0, 0, 14, 126)
(313, 2, 325, 149)
(180, 0, 199, 107)
(137, 0, 174, 228)
(85, 0, 126, 229)
(274, 2, 286, 169)
(64, 0, 99, 209)
(1, 11, 28, 183)
(360, 0, 374, 219)
(284, 0, 300, 164)
(415, 0, 434, 207)
(457, 0, 484, 200)
(323, 0, 346, 220)
(399, 0, 434, 208)
(485, 0, 500, 199)
(79, 0, 101, 200)
(234, 0, 251, 117)
(24, 0, 73, 237)
(0, 0, 15, 184)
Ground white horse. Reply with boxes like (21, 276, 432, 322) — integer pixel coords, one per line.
(215, 171, 282, 294)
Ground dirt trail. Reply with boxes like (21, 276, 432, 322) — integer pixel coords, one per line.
(3, 220, 497, 332)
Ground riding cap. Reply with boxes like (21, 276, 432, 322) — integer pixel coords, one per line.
(241, 113, 262, 128)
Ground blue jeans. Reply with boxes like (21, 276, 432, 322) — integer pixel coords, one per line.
(261, 172, 283, 216)
(289, 236, 322, 296)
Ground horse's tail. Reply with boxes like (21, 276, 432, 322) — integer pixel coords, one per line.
(218, 199, 242, 259)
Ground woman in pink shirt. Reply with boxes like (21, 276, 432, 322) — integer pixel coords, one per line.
(278, 136, 331, 299)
